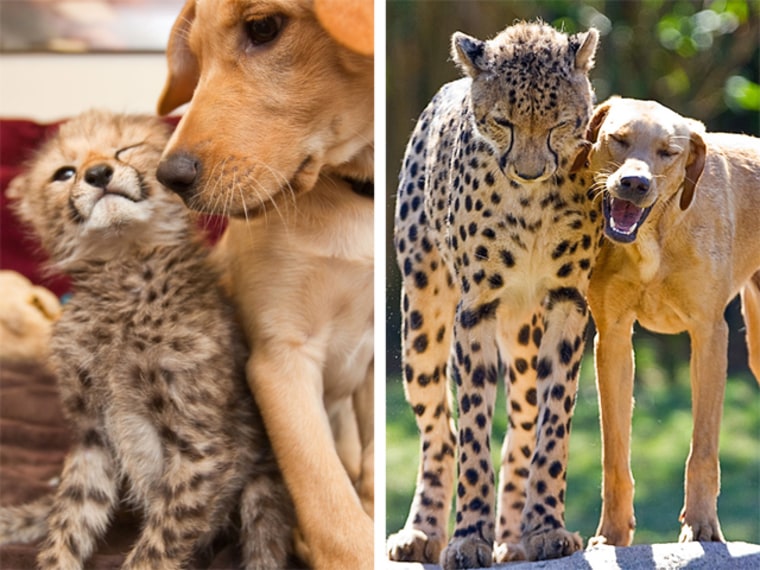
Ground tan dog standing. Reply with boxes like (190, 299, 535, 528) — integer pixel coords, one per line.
(156, 1, 374, 568)
(583, 97, 760, 547)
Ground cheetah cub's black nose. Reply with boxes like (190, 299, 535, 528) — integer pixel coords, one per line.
(157, 152, 201, 198)
(85, 164, 114, 189)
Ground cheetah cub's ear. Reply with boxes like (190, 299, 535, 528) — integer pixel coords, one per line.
(451, 32, 487, 78)
(571, 28, 599, 72)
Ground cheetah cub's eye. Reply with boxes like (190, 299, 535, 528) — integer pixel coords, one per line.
(52, 166, 76, 182)
(245, 15, 285, 46)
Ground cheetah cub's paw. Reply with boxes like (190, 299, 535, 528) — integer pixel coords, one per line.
(440, 536, 492, 570)
(386, 528, 445, 563)
(521, 527, 582, 561)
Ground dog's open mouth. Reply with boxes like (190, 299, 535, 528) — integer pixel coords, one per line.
(603, 194, 653, 243)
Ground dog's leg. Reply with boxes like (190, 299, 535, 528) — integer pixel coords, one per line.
(679, 320, 728, 543)
(386, 260, 457, 564)
(247, 351, 373, 570)
(740, 271, 760, 382)
(353, 363, 374, 517)
(330, 397, 362, 486)
(440, 307, 499, 570)
(588, 314, 637, 548)
(494, 312, 543, 561)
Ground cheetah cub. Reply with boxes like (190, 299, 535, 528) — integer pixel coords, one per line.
(387, 22, 602, 568)
(1, 110, 294, 570)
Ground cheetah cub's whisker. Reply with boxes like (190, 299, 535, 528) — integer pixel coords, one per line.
(387, 21, 603, 568)
(1, 110, 295, 570)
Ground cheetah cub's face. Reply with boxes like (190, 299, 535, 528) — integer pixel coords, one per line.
(452, 22, 598, 184)
(8, 110, 187, 266)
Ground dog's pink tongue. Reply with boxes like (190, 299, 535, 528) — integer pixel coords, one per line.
(609, 198, 643, 234)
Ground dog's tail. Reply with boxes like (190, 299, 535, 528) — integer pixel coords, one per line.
(741, 270, 760, 383)
(0, 494, 53, 545)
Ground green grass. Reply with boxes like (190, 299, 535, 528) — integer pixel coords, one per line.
(386, 351, 760, 545)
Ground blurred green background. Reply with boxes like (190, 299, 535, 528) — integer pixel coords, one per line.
(385, 0, 760, 545)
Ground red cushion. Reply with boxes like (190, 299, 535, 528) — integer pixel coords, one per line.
(0, 119, 68, 296)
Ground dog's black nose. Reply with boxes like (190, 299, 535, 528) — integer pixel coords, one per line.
(157, 152, 201, 197)
(619, 175, 650, 194)
(84, 164, 113, 189)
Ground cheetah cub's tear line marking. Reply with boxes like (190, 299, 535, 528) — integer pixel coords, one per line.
(387, 22, 603, 569)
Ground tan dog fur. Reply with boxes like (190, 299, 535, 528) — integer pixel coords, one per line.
(156, 1, 374, 568)
(0, 271, 61, 367)
(584, 97, 760, 547)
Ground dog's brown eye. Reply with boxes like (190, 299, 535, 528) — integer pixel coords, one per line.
(52, 166, 76, 182)
(245, 15, 284, 46)
(610, 134, 629, 149)
(658, 148, 678, 159)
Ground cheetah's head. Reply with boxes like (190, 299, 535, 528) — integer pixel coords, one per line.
(7, 110, 188, 269)
(452, 22, 598, 184)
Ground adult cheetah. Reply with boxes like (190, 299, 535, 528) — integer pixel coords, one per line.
(387, 22, 602, 568)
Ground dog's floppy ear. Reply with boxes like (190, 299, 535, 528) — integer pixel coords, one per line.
(315, 0, 373, 56)
(157, 0, 199, 116)
(569, 99, 613, 173)
(586, 99, 614, 144)
(680, 123, 706, 210)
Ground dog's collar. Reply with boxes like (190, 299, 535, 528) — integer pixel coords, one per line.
(345, 177, 374, 199)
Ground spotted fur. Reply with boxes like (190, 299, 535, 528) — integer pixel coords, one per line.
(1, 110, 294, 570)
(386, 22, 603, 567)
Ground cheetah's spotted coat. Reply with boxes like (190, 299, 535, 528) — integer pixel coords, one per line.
(1, 111, 294, 570)
(387, 22, 603, 568)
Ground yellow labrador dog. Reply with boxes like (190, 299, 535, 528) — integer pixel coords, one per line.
(155, 1, 374, 568)
(583, 97, 760, 547)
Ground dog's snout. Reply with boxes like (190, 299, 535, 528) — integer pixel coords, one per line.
(85, 164, 114, 189)
(619, 175, 650, 195)
(157, 152, 201, 196)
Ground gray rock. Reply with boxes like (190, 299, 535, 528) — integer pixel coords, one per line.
(385, 542, 760, 569)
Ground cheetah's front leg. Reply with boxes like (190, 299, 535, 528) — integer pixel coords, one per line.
(37, 437, 118, 570)
(440, 304, 500, 570)
(516, 288, 588, 561)
(494, 314, 543, 560)
(386, 248, 458, 564)
(121, 447, 234, 570)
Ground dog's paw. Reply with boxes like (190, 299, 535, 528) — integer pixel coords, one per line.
(588, 514, 635, 548)
(386, 528, 445, 563)
(678, 511, 725, 543)
(521, 527, 582, 561)
(440, 536, 492, 570)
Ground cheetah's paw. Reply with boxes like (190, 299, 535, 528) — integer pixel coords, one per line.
(440, 536, 492, 570)
(386, 528, 445, 563)
(521, 527, 582, 561)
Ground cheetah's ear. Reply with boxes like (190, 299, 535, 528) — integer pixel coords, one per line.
(6, 174, 23, 201)
(452, 32, 488, 78)
(572, 28, 599, 72)
(5, 173, 32, 224)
